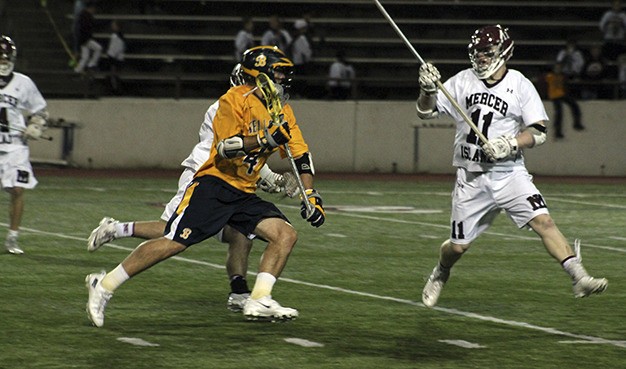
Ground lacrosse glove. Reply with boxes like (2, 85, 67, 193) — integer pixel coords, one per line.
(23, 124, 43, 140)
(257, 171, 284, 193)
(481, 135, 518, 161)
(301, 189, 325, 228)
(418, 62, 441, 96)
(23, 114, 47, 140)
(257, 117, 291, 150)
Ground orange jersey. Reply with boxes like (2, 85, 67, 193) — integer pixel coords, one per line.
(195, 84, 309, 192)
(544, 72, 566, 100)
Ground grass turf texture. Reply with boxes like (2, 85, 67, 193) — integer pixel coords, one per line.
(0, 173, 624, 368)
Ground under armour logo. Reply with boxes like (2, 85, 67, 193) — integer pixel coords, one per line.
(507, 88, 514, 93)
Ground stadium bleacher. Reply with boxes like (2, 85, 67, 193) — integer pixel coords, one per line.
(1, 0, 619, 99)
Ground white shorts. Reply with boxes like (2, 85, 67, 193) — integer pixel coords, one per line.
(0, 148, 38, 189)
(161, 167, 195, 222)
(449, 167, 549, 244)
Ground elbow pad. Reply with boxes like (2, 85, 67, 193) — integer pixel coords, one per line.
(217, 135, 246, 158)
(528, 124, 547, 147)
(416, 100, 439, 119)
(294, 152, 315, 175)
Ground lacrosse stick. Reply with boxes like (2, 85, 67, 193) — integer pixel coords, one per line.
(255, 73, 314, 218)
(373, 0, 489, 146)
(0, 123, 53, 141)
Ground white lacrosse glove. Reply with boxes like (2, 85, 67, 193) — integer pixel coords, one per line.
(23, 114, 48, 141)
(481, 135, 518, 161)
(418, 62, 441, 96)
(257, 165, 284, 193)
(23, 123, 43, 140)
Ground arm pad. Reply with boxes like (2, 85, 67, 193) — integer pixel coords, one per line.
(294, 152, 315, 175)
(527, 124, 547, 147)
(416, 100, 439, 119)
(216, 135, 246, 159)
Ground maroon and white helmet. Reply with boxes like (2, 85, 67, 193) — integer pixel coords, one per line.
(468, 25, 514, 79)
(0, 35, 17, 77)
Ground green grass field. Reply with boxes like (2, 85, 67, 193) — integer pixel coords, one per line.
(0, 171, 624, 369)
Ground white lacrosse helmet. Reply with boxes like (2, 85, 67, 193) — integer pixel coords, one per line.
(468, 25, 514, 79)
(0, 35, 17, 77)
(229, 63, 245, 87)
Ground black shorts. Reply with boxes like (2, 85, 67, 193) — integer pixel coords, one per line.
(165, 175, 289, 247)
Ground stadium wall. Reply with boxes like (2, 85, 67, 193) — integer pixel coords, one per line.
(34, 99, 625, 176)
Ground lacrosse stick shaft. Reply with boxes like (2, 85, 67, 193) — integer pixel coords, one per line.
(254, 74, 315, 217)
(373, 0, 489, 145)
(0, 123, 53, 141)
(283, 143, 313, 214)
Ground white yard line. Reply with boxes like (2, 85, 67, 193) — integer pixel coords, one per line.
(10, 225, 626, 349)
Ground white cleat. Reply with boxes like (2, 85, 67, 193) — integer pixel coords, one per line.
(422, 265, 450, 308)
(87, 217, 118, 252)
(243, 296, 298, 322)
(227, 292, 250, 312)
(85, 271, 113, 327)
(573, 276, 608, 298)
(5, 236, 23, 255)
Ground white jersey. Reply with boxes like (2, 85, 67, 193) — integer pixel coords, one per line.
(435, 68, 548, 172)
(0, 72, 46, 152)
(180, 101, 219, 171)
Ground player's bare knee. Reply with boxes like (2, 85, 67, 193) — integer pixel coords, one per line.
(530, 214, 557, 234)
(277, 226, 298, 250)
(447, 240, 470, 255)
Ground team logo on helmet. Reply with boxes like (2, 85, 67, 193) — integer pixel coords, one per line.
(241, 46, 294, 87)
(0, 35, 17, 77)
(468, 25, 514, 79)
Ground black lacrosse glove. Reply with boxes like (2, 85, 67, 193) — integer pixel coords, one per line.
(257, 118, 291, 150)
(300, 189, 325, 228)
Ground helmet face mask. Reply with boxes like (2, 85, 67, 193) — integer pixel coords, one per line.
(0, 35, 17, 77)
(241, 46, 294, 89)
(468, 25, 514, 79)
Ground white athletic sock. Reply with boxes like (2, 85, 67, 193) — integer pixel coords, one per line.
(562, 256, 588, 282)
(101, 264, 130, 292)
(114, 222, 134, 238)
(7, 229, 19, 239)
(250, 272, 277, 300)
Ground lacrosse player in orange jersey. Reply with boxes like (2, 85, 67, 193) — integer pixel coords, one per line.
(416, 25, 607, 308)
(85, 46, 325, 327)
(86, 64, 295, 313)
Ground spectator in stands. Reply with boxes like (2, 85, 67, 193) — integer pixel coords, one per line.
(261, 15, 292, 52)
(581, 45, 609, 99)
(72, 0, 87, 54)
(73, 1, 102, 74)
(301, 11, 325, 49)
(289, 19, 313, 98)
(234, 17, 255, 61)
(556, 39, 585, 80)
(327, 50, 355, 100)
(101, 19, 126, 94)
(544, 62, 585, 139)
(599, 0, 626, 60)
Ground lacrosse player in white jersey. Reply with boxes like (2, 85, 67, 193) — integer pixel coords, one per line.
(86, 64, 293, 312)
(416, 25, 607, 308)
(0, 35, 49, 255)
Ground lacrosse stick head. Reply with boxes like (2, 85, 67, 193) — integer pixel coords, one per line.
(0, 35, 17, 77)
(241, 45, 294, 89)
(468, 25, 514, 79)
(255, 72, 283, 125)
(280, 171, 302, 199)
